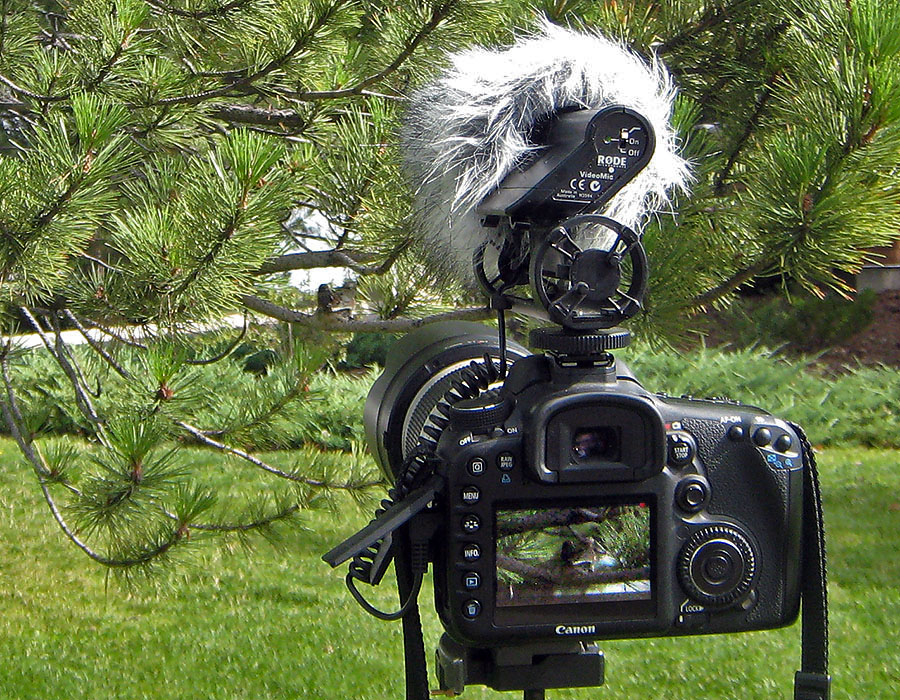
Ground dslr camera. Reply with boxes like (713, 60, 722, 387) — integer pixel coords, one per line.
(325, 106, 811, 698)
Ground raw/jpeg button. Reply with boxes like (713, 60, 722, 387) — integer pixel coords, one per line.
(461, 514, 481, 533)
(497, 452, 515, 471)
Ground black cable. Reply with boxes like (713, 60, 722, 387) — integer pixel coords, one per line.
(345, 570, 423, 621)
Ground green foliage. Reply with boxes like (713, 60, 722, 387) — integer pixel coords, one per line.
(3, 0, 900, 574)
(702, 289, 877, 353)
(343, 331, 394, 368)
(564, 0, 900, 334)
(626, 342, 900, 448)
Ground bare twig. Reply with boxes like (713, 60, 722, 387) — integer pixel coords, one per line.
(63, 309, 133, 380)
(208, 103, 309, 129)
(20, 307, 105, 427)
(176, 420, 382, 490)
(240, 294, 492, 332)
(184, 313, 248, 365)
(254, 249, 379, 275)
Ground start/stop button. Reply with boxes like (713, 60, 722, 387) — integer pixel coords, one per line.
(667, 433, 695, 467)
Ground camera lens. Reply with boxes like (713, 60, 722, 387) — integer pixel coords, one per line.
(364, 322, 528, 480)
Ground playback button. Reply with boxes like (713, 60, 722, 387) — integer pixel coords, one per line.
(463, 572, 481, 590)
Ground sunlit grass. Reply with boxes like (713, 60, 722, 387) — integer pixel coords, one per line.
(0, 439, 896, 699)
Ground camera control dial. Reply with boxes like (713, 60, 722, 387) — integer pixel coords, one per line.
(678, 525, 756, 607)
(448, 390, 513, 434)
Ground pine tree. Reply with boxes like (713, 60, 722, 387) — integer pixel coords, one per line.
(0, 0, 519, 572)
(1, 1, 899, 571)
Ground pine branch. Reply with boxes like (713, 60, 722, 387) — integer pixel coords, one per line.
(657, 0, 749, 55)
(208, 103, 309, 129)
(0, 355, 181, 568)
(254, 249, 379, 274)
(62, 308, 133, 379)
(173, 197, 247, 296)
(687, 258, 771, 308)
(713, 72, 780, 195)
(184, 315, 247, 365)
(0, 71, 69, 102)
(290, 0, 460, 101)
(155, 0, 353, 107)
(175, 420, 382, 489)
(240, 293, 492, 332)
(144, 0, 253, 20)
(180, 503, 299, 533)
(496, 555, 651, 587)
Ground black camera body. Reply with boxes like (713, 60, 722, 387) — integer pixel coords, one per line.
(325, 100, 824, 698)
(433, 352, 803, 648)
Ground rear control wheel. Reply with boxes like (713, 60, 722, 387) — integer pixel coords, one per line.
(677, 525, 756, 607)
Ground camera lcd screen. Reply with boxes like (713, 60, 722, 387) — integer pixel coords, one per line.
(495, 502, 651, 608)
(571, 426, 622, 462)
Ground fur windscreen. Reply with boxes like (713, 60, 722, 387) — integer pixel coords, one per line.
(401, 20, 690, 286)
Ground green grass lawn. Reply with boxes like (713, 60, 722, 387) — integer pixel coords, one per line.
(0, 439, 897, 699)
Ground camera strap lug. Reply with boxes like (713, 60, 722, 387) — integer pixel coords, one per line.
(794, 672, 831, 700)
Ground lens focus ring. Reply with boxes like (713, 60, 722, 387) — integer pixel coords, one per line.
(677, 525, 756, 607)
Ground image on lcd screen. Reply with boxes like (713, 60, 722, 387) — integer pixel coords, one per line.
(495, 503, 651, 607)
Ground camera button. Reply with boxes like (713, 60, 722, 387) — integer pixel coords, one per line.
(727, 424, 745, 441)
(463, 572, 481, 590)
(774, 433, 793, 452)
(752, 427, 772, 447)
(467, 457, 486, 476)
(460, 486, 481, 505)
(497, 452, 515, 470)
(667, 434, 694, 467)
(462, 599, 482, 619)
(461, 515, 481, 533)
(676, 479, 709, 513)
(462, 544, 481, 562)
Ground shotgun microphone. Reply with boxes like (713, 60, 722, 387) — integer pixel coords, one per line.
(401, 20, 689, 290)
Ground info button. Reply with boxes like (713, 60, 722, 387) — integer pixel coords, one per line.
(462, 544, 481, 562)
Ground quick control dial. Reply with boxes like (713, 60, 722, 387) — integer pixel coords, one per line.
(678, 525, 756, 607)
